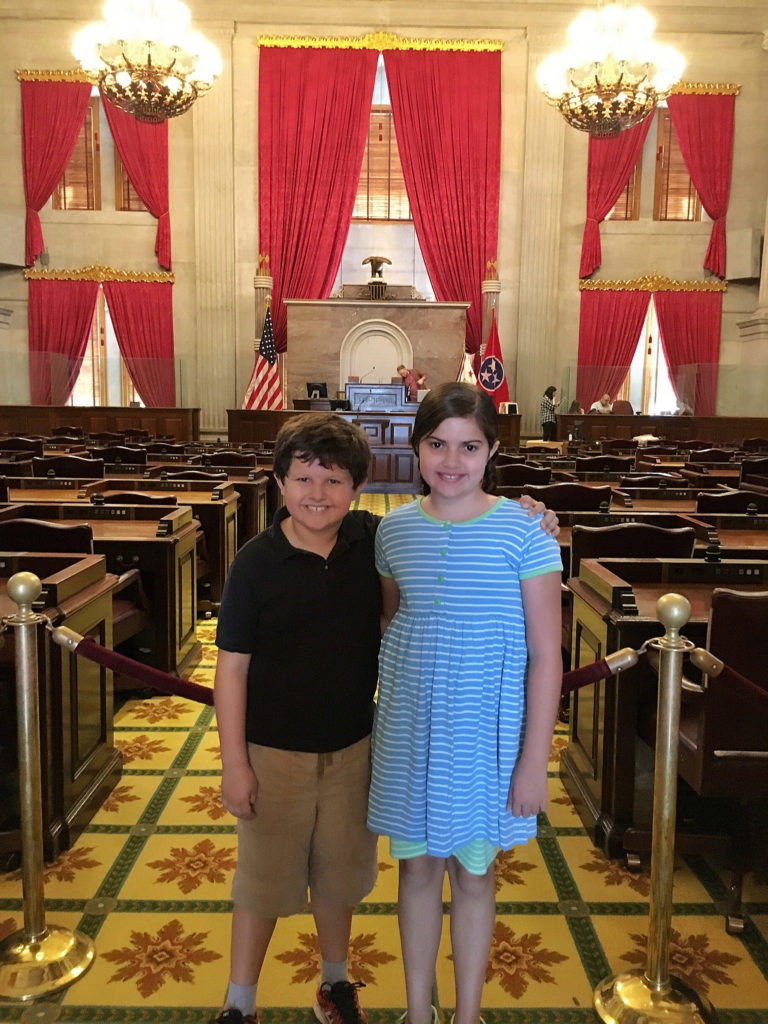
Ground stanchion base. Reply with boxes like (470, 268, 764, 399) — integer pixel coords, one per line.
(0, 925, 95, 1002)
(594, 969, 718, 1024)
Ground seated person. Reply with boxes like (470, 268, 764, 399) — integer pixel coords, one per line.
(568, 399, 584, 415)
(589, 393, 613, 415)
(396, 364, 426, 401)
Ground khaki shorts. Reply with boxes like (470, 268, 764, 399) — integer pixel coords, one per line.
(231, 735, 378, 918)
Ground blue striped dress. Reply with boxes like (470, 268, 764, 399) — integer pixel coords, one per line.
(367, 496, 562, 855)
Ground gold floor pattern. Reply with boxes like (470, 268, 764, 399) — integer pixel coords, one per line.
(1, 492, 767, 1022)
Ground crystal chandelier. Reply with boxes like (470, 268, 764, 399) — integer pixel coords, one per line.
(537, 3, 685, 138)
(72, 0, 222, 124)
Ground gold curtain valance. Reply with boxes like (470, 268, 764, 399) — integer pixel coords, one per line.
(579, 274, 727, 293)
(257, 30, 503, 52)
(16, 69, 92, 83)
(25, 266, 175, 284)
(671, 82, 740, 96)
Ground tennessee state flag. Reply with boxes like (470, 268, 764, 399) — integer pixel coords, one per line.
(477, 309, 509, 410)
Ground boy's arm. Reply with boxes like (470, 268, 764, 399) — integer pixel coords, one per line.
(507, 571, 563, 818)
(518, 495, 560, 538)
(380, 574, 400, 634)
(214, 649, 259, 819)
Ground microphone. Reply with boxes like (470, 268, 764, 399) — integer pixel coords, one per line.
(360, 365, 376, 382)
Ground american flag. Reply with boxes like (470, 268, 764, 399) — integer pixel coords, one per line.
(242, 306, 283, 410)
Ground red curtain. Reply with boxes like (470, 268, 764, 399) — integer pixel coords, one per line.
(103, 281, 176, 406)
(101, 95, 171, 270)
(576, 289, 651, 407)
(667, 94, 735, 279)
(653, 290, 722, 416)
(258, 46, 378, 352)
(383, 49, 501, 356)
(28, 278, 100, 405)
(579, 117, 653, 278)
(21, 80, 92, 266)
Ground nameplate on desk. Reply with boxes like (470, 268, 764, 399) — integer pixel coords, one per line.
(156, 520, 173, 536)
(84, 505, 130, 519)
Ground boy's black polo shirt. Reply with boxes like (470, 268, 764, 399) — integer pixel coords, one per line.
(216, 507, 381, 753)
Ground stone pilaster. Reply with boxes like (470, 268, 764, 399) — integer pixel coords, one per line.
(514, 34, 567, 436)
(737, 185, 768, 348)
(192, 23, 236, 435)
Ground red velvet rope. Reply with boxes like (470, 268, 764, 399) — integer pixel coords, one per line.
(72, 635, 612, 708)
(75, 635, 214, 706)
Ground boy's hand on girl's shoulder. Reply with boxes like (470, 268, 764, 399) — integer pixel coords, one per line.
(517, 495, 560, 538)
(221, 763, 259, 819)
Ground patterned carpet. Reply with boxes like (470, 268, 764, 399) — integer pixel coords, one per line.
(1, 492, 767, 1022)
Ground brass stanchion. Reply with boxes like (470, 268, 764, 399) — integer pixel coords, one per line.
(0, 572, 95, 1002)
(593, 593, 718, 1024)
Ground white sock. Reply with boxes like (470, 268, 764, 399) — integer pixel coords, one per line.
(225, 980, 257, 1015)
(321, 959, 348, 986)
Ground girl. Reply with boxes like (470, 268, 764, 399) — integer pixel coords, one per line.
(368, 382, 563, 1024)
(539, 385, 559, 441)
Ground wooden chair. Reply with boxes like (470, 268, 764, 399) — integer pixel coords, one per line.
(687, 448, 735, 463)
(98, 492, 177, 506)
(202, 450, 258, 468)
(695, 489, 768, 514)
(495, 462, 552, 487)
(639, 588, 768, 933)
(574, 455, 634, 474)
(741, 437, 768, 453)
(122, 428, 151, 440)
(88, 445, 148, 465)
(569, 522, 696, 578)
(522, 482, 612, 511)
(638, 445, 679, 457)
(145, 442, 188, 456)
(0, 518, 150, 655)
(618, 473, 684, 489)
(600, 437, 638, 453)
(611, 399, 634, 415)
(32, 456, 105, 479)
(739, 457, 768, 487)
(0, 437, 44, 456)
(50, 425, 84, 437)
(676, 439, 710, 451)
(161, 469, 228, 481)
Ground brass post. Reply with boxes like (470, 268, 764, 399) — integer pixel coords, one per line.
(593, 593, 718, 1024)
(0, 572, 95, 1002)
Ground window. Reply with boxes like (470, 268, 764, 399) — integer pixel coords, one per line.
(654, 107, 702, 222)
(353, 106, 411, 222)
(52, 96, 101, 210)
(115, 154, 148, 212)
(621, 297, 678, 414)
(69, 289, 143, 407)
(605, 162, 641, 221)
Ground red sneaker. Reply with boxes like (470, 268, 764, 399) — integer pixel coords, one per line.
(313, 981, 367, 1024)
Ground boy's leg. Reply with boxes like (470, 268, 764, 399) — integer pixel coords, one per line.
(445, 858, 496, 1024)
(230, 905, 277, 985)
(312, 893, 353, 965)
(398, 854, 445, 1024)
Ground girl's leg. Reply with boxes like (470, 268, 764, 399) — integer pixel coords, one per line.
(398, 854, 446, 1024)
(446, 857, 496, 1024)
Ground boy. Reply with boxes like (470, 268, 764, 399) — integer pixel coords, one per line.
(213, 413, 558, 1024)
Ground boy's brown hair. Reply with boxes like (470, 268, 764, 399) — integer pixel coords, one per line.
(272, 412, 371, 488)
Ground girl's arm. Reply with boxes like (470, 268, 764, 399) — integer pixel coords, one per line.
(380, 574, 400, 634)
(507, 571, 563, 817)
(214, 649, 259, 819)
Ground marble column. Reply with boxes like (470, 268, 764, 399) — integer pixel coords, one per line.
(514, 34, 567, 437)
(192, 23, 236, 435)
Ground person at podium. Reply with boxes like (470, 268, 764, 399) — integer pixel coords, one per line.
(396, 364, 426, 401)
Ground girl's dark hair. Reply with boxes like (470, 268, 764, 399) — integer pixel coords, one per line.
(411, 382, 499, 494)
(272, 412, 371, 487)
(544, 385, 557, 399)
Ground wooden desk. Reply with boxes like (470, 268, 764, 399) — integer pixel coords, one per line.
(0, 502, 199, 675)
(561, 556, 768, 859)
(0, 553, 121, 860)
(556, 414, 768, 446)
(0, 405, 200, 441)
(82, 480, 239, 602)
(681, 467, 741, 488)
